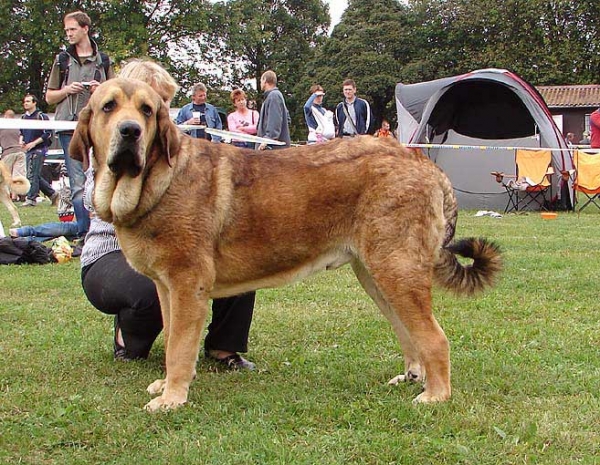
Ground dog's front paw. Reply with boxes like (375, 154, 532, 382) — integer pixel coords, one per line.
(144, 394, 187, 412)
(147, 378, 166, 396)
(10, 221, 21, 228)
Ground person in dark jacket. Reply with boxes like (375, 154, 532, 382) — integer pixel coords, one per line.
(335, 79, 372, 137)
(256, 70, 291, 150)
(19, 94, 57, 207)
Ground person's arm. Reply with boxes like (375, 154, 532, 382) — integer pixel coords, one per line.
(363, 99, 372, 134)
(47, 82, 90, 105)
(22, 130, 49, 152)
(257, 97, 283, 150)
(335, 103, 344, 137)
(262, 98, 283, 141)
(45, 60, 88, 105)
(242, 111, 259, 135)
(207, 106, 221, 143)
(176, 106, 195, 126)
(304, 94, 318, 130)
(227, 113, 242, 134)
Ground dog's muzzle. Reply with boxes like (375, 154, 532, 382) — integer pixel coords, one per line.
(108, 120, 144, 178)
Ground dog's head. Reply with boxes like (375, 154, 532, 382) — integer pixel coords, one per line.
(70, 78, 180, 225)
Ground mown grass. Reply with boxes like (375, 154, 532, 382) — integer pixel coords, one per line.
(0, 203, 599, 464)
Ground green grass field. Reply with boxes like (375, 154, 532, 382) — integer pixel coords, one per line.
(1, 203, 599, 464)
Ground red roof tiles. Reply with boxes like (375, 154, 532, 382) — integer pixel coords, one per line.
(537, 85, 600, 108)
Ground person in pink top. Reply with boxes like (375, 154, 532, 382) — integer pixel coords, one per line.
(590, 108, 600, 148)
(227, 89, 259, 148)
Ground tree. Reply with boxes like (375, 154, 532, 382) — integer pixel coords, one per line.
(307, 0, 415, 130)
(209, 0, 330, 139)
(406, 0, 600, 85)
(0, 0, 214, 110)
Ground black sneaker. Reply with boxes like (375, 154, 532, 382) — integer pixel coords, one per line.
(205, 351, 256, 371)
(113, 316, 148, 361)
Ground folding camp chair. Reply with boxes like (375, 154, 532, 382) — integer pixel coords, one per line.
(572, 149, 600, 212)
(491, 149, 553, 213)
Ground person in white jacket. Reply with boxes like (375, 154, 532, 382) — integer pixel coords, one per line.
(303, 85, 335, 143)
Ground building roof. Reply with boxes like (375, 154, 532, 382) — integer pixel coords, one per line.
(536, 85, 600, 108)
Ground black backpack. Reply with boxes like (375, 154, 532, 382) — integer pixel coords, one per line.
(0, 237, 56, 265)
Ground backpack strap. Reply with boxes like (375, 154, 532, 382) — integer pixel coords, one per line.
(36, 111, 53, 148)
(342, 103, 359, 134)
(57, 51, 70, 88)
(99, 52, 111, 77)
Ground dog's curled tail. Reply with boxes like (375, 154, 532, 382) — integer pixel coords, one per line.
(434, 238, 502, 295)
(10, 176, 31, 196)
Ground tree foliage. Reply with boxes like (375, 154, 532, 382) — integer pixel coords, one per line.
(0, 0, 214, 110)
(307, 0, 414, 128)
(406, 0, 600, 85)
(208, 0, 330, 138)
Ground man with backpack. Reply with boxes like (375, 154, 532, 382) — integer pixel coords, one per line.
(45, 10, 114, 239)
(20, 94, 57, 207)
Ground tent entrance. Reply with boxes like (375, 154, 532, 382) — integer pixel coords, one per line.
(428, 81, 537, 140)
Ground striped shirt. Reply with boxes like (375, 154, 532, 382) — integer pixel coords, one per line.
(80, 166, 120, 268)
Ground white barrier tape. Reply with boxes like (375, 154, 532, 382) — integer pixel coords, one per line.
(0, 120, 286, 146)
(2, 119, 580, 151)
(403, 143, 595, 152)
(205, 128, 286, 146)
(0, 119, 77, 131)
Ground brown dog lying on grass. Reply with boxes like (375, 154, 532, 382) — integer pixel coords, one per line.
(70, 78, 502, 412)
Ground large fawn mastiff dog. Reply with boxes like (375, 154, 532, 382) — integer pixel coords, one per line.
(70, 78, 501, 412)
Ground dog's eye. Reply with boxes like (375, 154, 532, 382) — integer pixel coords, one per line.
(141, 104, 153, 117)
(103, 100, 116, 113)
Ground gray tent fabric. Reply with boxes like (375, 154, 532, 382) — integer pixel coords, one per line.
(396, 68, 573, 211)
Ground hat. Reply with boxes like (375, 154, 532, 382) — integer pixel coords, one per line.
(315, 91, 325, 96)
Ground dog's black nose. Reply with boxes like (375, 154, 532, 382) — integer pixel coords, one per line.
(119, 121, 142, 139)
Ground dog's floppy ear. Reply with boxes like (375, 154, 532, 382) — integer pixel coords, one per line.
(155, 102, 181, 167)
(69, 107, 92, 171)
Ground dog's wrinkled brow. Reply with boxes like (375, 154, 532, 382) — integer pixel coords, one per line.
(97, 88, 126, 111)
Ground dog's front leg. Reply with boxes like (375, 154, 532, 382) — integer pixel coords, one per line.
(145, 283, 208, 412)
(146, 280, 172, 397)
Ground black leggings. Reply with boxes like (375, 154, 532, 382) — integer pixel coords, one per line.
(81, 250, 255, 358)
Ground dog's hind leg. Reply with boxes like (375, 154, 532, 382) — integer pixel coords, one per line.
(145, 277, 208, 412)
(351, 260, 424, 385)
(363, 255, 451, 404)
(0, 185, 21, 227)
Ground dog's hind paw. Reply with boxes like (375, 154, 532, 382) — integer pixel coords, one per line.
(147, 378, 166, 396)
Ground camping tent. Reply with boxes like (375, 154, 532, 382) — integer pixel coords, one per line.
(395, 68, 573, 210)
